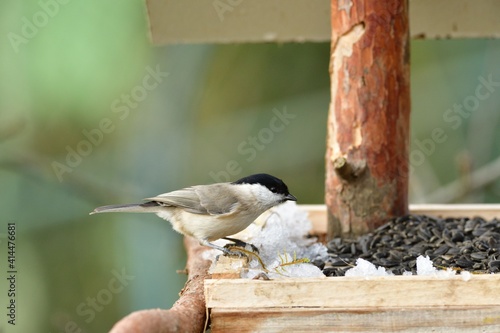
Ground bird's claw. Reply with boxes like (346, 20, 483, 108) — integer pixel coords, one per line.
(223, 238, 259, 254)
(219, 243, 269, 272)
(222, 244, 251, 258)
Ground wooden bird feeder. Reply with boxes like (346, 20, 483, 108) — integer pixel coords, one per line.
(109, 1, 500, 332)
(205, 204, 500, 332)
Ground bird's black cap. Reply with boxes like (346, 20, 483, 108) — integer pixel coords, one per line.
(233, 173, 297, 201)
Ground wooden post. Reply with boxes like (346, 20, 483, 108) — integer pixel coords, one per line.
(325, 0, 410, 239)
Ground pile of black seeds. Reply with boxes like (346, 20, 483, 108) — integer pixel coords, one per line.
(322, 214, 500, 276)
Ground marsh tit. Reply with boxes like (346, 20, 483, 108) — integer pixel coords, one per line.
(90, 173, 296, 254)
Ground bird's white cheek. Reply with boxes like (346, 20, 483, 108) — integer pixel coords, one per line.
(249, 186, 285, 208)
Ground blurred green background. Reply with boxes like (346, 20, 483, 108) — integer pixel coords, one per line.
(0, 0, 499, 332)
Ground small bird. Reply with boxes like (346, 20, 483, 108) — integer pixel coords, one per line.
(90, 173, 296, 254)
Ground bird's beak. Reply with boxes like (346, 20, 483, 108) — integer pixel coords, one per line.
(285, 193, 297, 201)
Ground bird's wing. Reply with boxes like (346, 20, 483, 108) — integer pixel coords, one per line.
(145, 188, 204, 212)
(145, 184, 240, 216)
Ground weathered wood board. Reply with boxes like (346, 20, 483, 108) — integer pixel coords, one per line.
(209, 307, 500, 333)
(206, 275, 500, 309)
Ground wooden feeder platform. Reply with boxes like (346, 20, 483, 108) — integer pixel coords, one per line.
(204, 204, 500, 333)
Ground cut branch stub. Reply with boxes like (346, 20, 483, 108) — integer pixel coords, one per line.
(333, 156, 366, 182)
(326, 0, 410, 239)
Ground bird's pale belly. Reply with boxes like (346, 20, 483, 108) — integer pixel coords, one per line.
(168, 210, 260, 241)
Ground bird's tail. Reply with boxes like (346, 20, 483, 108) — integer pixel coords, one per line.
(89, 202, 160, 215)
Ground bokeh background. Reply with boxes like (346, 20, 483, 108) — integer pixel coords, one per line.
(1, 1, 499, 332)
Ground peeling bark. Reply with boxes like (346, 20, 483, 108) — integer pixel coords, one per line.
(326, 0, 410, 239)
(109, 237, 210, 333)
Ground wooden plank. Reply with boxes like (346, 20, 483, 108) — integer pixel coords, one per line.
(144, 0, 500, 44)
(410, 204, 500, 220)
(411, 0, 500, 39)
(210, 307, 500, 333)
(144, 0, 330, 44)
(210, 256, 248, 279)
(205, 274, 500, 309)
(300, 204, 328, 235)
